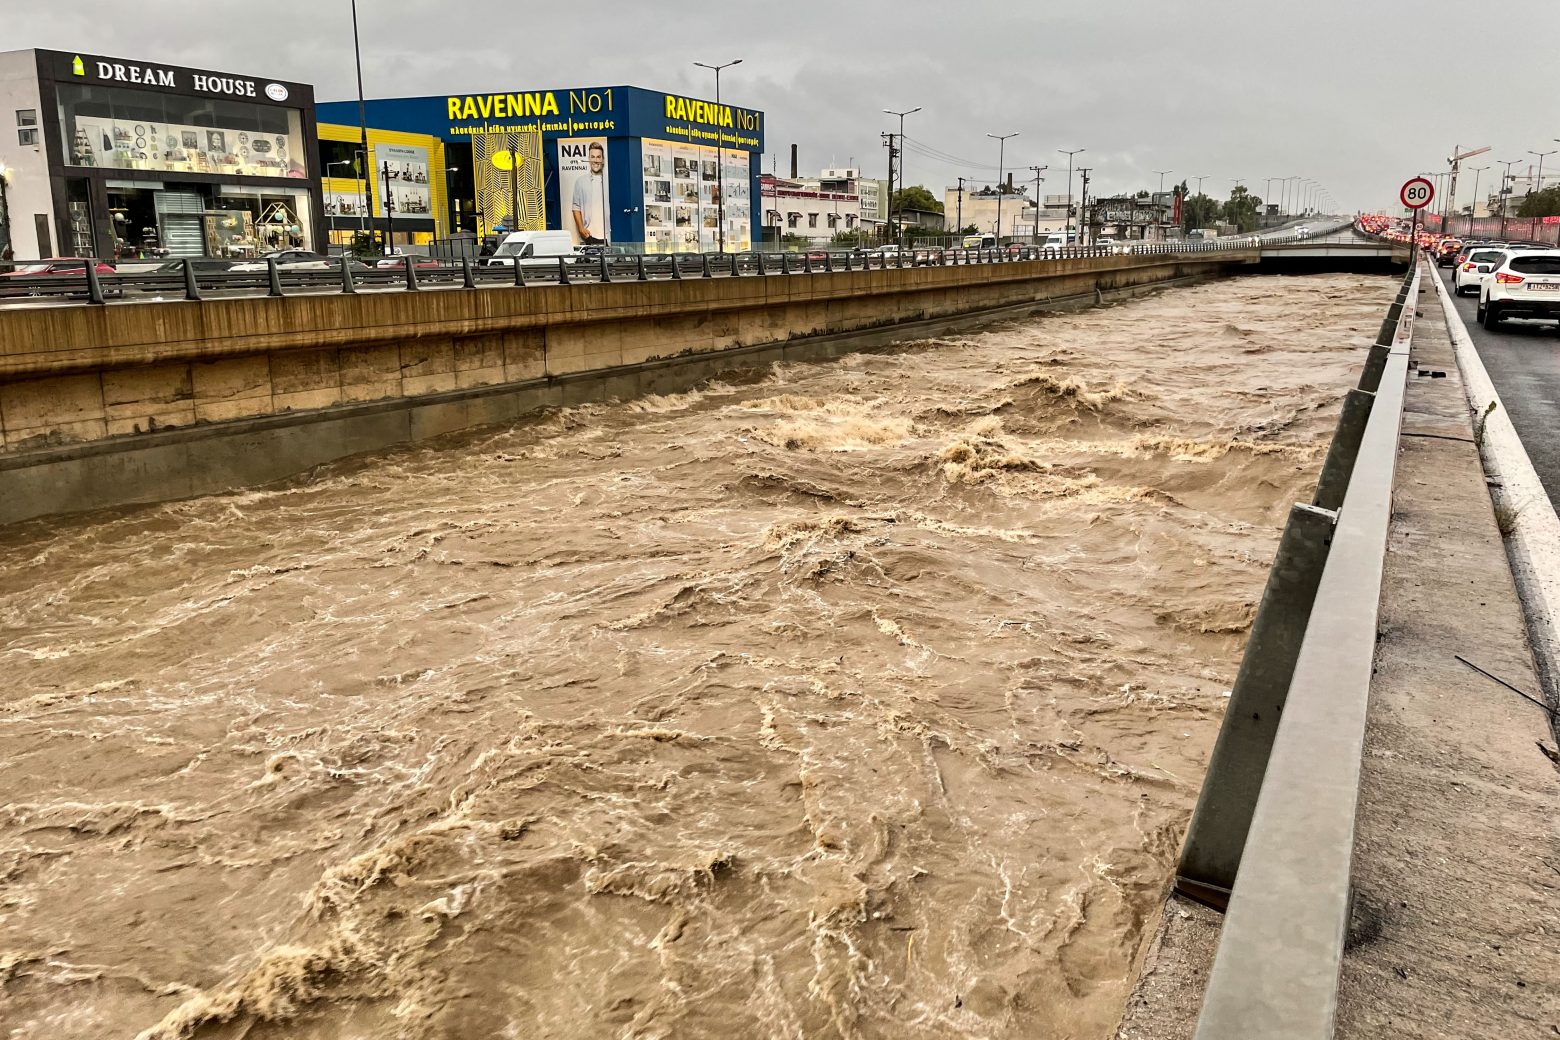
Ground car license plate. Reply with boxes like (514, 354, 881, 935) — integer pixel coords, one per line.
(1528, 281, 1560, 292)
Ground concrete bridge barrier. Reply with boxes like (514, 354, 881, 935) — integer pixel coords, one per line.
(0, 251, 1253, 523)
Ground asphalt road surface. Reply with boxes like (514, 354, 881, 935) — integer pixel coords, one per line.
(1438, 267, 1560, 504)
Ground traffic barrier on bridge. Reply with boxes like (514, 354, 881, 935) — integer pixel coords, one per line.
(0, 234, 1296, 307)
(1176, 263, 1421, 1039)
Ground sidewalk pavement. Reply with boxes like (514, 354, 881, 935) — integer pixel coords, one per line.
(1115, 270, 1560, 1039)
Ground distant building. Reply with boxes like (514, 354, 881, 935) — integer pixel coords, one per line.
(761, 171, 861, 244)
(943, 185, 1069, 240)
(1091, 194, 1176, 241)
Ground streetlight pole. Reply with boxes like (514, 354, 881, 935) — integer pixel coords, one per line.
(1467, 165, 1488, 229)
(350, 0, 375, 253)
(694, 58, 742, 253)
(1528, 149, 1556, 206)
(445, 165, 460, 238)
(989, 132, 1019, 242)
(883, 106, 921, 246)
(1058, 148, 1084, 240)
(1153, 171, 1173, 239)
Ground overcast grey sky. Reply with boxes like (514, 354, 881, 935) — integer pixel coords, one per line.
(9, 0, 1560, 211)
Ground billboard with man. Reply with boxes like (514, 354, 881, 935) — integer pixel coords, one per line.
(558, 137, 609, 245)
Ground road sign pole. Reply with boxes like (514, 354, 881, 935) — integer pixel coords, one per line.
(1399, 176, 1434, 265)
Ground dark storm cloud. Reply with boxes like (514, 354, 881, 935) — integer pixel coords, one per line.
(10, 0, 1560, 210)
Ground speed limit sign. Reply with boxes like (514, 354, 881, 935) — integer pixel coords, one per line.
(1401, 177, 1434, 210)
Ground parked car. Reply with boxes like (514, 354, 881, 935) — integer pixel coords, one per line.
(150, 258, 236, 275)
(1478, 251, 1560, 330)
(486, 230, 578, 268)
(575, 243, 644, 270)
(0, 258, 120, 297)
(230, 250, 334, 272)
(375, 254, 440, 270)
(1453, 246, 1525, 296)
(866, 245, 905, 265)
(1, 257, 117, 279)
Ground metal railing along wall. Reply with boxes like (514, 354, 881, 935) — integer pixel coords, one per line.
(0, 230, 1325, 307)
(1173, 263, 1420, 1039)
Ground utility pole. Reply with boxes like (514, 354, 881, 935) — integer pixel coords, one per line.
(1498, 159, 1518, 239)
(956, 176, 965, 238)
(1028, 164, 1048, 242)
(381, 160, 396, 253)
(1058, 148, 1084, 240)
(881, 132, 897, 246)
(1077, 167, 1091, 244)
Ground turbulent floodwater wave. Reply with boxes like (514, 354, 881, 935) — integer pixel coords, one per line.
(0, 273, 1390, 1039)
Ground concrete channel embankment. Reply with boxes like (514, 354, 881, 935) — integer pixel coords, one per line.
(0, 251, 1252, 523)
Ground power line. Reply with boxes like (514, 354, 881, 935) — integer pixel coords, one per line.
(899, 134, 1006, 175)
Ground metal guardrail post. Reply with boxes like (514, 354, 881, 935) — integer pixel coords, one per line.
(1175, 501, 1338, 907)
(84, 260, 106, 305)
(1312, 389, 1376, 513)
(461, 256, 476, 289)
(599, 252, 611, 283)
(404, 256, 421, 292)
(557, 257, 570, 286)
(182, 257, 201, 301)
(637, 254, 648, 281)
(824, 251, 834, 273)
(781, 252, 791, 275)
(670, 255, 682, 280)
(804, 251, 814, 274)
(266, 259, 284, 297)
(1192, 346, 1409, 1039)
(515, 260, 527, 287)
(701, 253, 712, 278)
(341, 257, 357, 294)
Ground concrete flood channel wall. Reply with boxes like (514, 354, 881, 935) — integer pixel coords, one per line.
(0, 250, 1255, 524)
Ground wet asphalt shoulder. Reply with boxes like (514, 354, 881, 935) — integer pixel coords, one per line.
(1437, 267, 1560, 507)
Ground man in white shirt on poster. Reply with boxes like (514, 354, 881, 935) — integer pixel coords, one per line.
(571, 141, 607, 245)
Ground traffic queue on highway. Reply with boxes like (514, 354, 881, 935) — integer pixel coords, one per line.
(1358, 214, 1560, 333)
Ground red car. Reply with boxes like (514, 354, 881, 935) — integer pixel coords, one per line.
(1, 257, 117, 278)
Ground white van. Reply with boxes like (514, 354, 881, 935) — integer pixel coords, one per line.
(962, 232, 997, 249)
(1041, 231, 1079, 252)
(485, 230, 578, 267)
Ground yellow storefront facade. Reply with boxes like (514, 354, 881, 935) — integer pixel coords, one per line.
(317, 123, 450, 248)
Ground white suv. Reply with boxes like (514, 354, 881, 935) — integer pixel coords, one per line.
(1454, 246, 1524, 296)
(1478, 251, 1560, 331)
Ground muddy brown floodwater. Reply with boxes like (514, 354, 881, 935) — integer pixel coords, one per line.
(0, 273, 1390, 1040)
